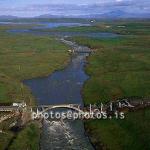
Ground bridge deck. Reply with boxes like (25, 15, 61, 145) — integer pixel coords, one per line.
(0, 106, 19, 112)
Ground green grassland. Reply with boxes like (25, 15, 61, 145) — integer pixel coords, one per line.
(9, 123, 40, 150)
(70, 20, 150, 150)
(0, 25, 69, 105)
(32, 25, 101, 33)
(73, 36, 150, 104)
(0, 122, 41, 150)
(85, 108, 150, 150)
(35, 19, 150, 35)
(0, 25, 69, 150)
(0, 131, 13, 150)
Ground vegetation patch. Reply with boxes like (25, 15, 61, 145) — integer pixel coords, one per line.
(9, 123, 40, 150)
(0, 25, 69, 104)
(70, 20, 150, 150)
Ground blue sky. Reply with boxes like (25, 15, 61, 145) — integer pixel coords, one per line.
(0, 0, 149, 17)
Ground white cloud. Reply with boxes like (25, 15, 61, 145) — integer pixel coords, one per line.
(0, 0, 150, 17)
(116, 0, 123, 2)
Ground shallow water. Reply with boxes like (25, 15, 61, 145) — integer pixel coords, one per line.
(7, 21, 119, 39)
(35, 22, 91, 29)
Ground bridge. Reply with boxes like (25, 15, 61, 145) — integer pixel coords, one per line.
(0, 103, 83, 124)
(73, 46, 92, 53)
(0, 104, 83, 113)
(30, 104, 83, 113)
(0, 106, 19, 112)
(1, 99, 150, 113)
(0, 100, 150, 123)
(60, 38, 92, 53)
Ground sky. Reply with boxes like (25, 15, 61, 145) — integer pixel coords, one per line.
(0, 0, 149, 17)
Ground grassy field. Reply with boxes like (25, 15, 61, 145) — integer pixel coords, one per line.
(70, 20, 150, 150)
(85, 108, 150, 150)
(0, 25, 69, 150)
(0, 25, 69, 105)
(9, 123, 40, 150)
(0, 132, 14, 150)
(36, 19, 150, 35)
(73, 36, 150, 104)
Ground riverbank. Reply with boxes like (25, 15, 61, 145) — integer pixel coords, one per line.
(0, 25, 70, 150)
(70, 20, 150, 149)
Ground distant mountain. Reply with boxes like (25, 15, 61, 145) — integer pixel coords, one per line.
(35, 14, 66, 18)
(1, 11, 149, 19)
(98, 10, 150, 19)
(36, 14, 98, 19)
(98, 10, 126, 18)
(35, 14, 94, 19)
(35, 10, 150, 19)
(0, 15, 18, 19)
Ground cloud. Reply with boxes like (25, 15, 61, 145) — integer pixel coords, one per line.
(0, 0, 150, 17)
(116, 0, 123, 2)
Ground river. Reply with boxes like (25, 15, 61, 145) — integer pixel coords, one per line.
(5, 21, 119, 150)
(24, 39, 94, 150)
